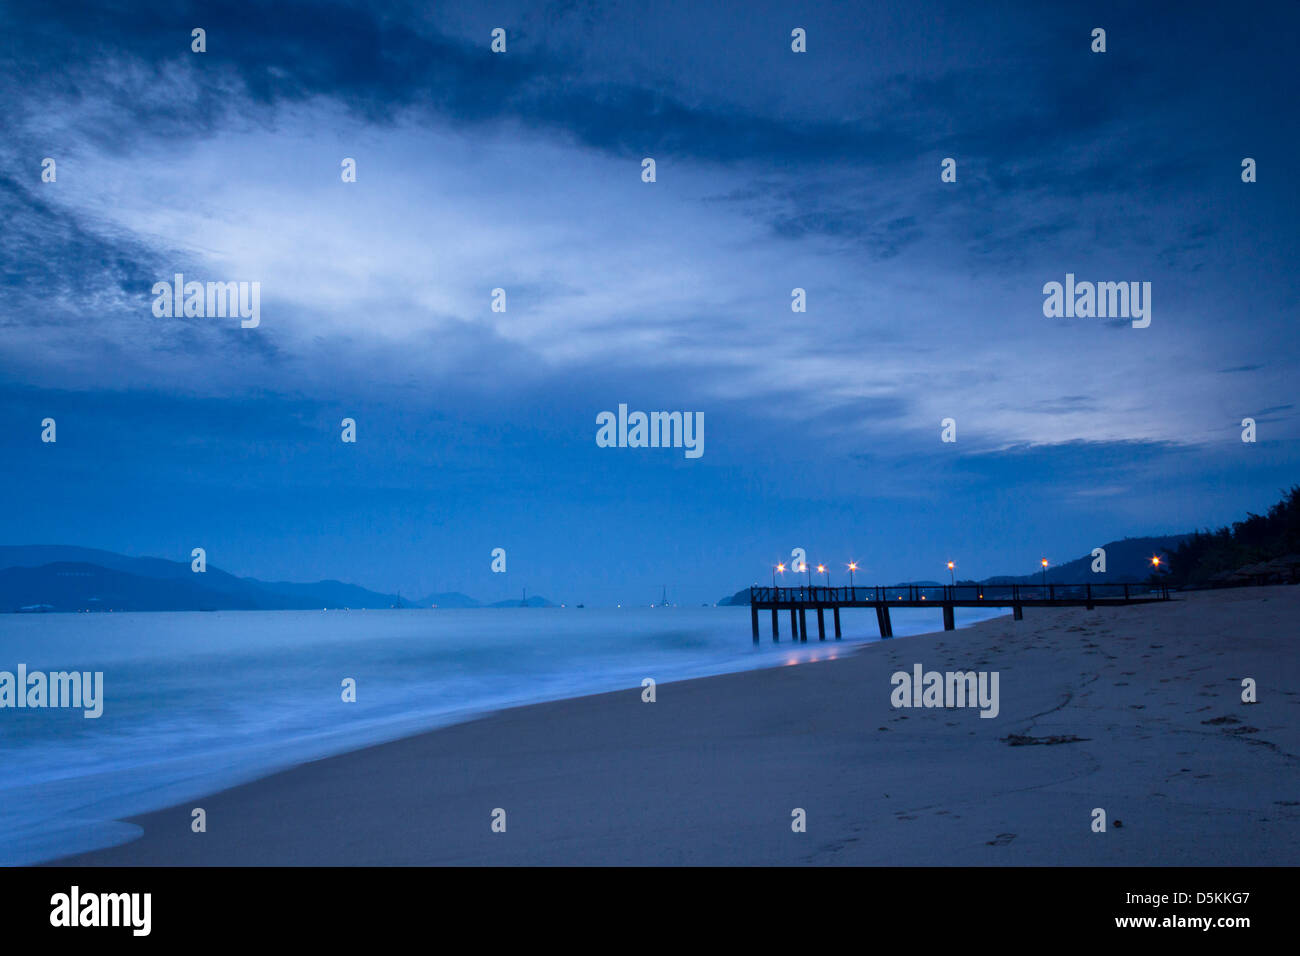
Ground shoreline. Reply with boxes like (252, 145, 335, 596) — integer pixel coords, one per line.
(47, 586, 1300, 866)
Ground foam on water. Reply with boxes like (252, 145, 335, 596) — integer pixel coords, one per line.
(0, 605, 1005, 864)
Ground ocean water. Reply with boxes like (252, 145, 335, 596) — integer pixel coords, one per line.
(0, 605, 1006, 864)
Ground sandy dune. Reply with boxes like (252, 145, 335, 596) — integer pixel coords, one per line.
(52, 586, 1300, 865)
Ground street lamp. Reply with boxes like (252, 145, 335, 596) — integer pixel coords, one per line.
(1150, 555, 1168, 591)
(1041, 558, 1049, 590)
(847, 561, 857, 591)
(816, 563, 828, 591)
(773, 562, 785, 589)
(947, 560, 955, 588)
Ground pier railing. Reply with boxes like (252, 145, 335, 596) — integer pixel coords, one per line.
(746, 582, 1171, 642)
(750, 582, 1169, 605)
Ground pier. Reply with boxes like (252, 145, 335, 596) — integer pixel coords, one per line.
(748, 582, 1171, 642)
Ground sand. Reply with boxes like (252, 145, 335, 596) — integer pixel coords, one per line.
(50, 586, 1300, 865)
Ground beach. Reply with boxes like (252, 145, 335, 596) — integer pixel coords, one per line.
(51, 586, 1300, 866)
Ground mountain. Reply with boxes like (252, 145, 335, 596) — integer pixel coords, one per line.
(0, 546, 400, 612)
(259, 579, 406, 608)
(0, 546, 565, 612)
(981, 536, 1189, 585)
(717, 588, 752, 606)
(717, 535, 1192, 604)
(0, 562, 291, 612)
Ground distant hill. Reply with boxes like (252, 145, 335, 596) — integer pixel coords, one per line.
(0, 546, 562, 612)
(0, 562, 272, 612)
(982, 536, 1189, 585)
(717, 535, 1192, 605)
(717, 587, 752, 607)
(0, 546, 400, 612)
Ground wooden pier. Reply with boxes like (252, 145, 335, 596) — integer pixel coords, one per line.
(748, 582, 1171, 642)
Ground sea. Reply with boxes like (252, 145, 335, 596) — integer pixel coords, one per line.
(0, 604, 1007, 864)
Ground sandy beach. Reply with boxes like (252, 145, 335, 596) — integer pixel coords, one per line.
(51, 586, 1300, 866)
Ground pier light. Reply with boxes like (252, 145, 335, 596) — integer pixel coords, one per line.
(1041, 558, 1049, 589)
(1150, 556, 1161, 567)
(947, 560, 955, 587)
(847, 561, 857, 589)
(773, 562, 786, 588)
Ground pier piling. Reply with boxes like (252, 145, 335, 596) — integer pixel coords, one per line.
(876, 605, 893, 638)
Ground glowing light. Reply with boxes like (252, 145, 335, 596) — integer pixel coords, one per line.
(1151, 556, 1161, 567)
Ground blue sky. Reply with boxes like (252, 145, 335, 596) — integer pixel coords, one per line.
(1, 0, 1296, 605)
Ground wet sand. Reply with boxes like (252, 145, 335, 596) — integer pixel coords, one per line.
(52, 586, 1300, 865)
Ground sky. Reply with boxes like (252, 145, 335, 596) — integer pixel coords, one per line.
(1, 0, 1297, 606)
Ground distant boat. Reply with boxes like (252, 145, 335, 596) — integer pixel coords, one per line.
(655, 585, 672, 608)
